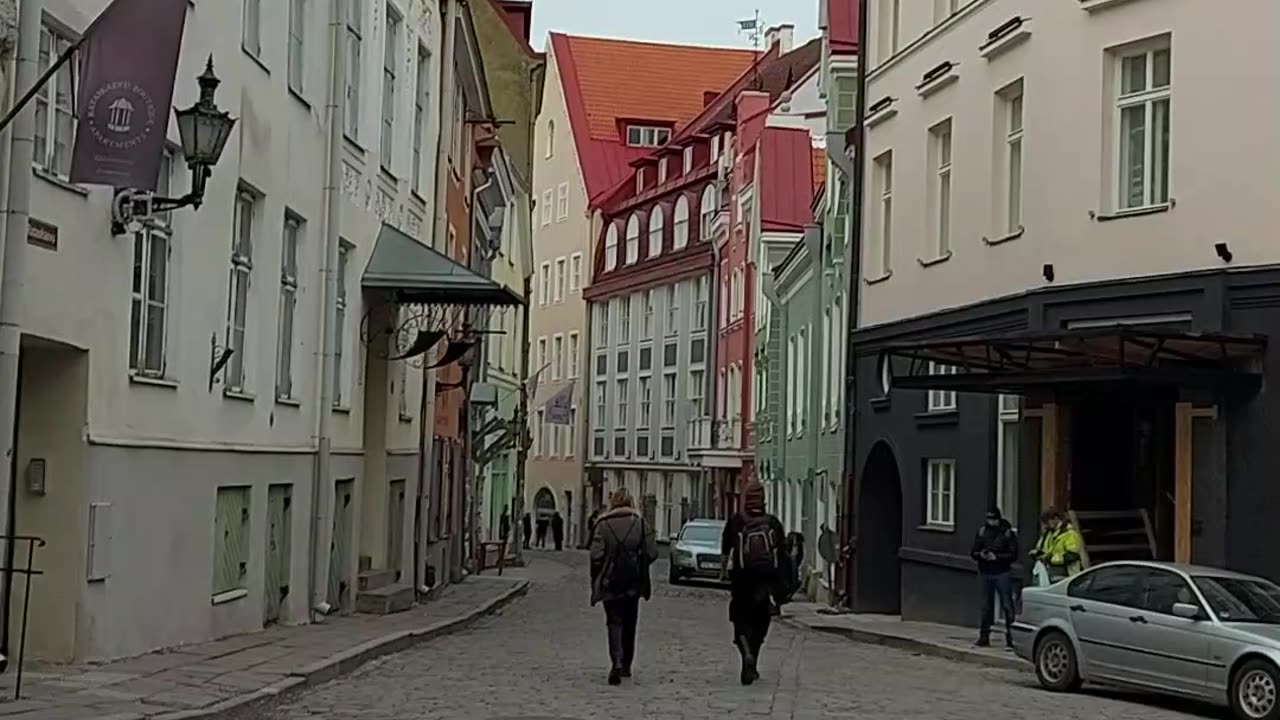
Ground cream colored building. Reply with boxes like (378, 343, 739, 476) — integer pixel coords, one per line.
(4, 0, 455, 662)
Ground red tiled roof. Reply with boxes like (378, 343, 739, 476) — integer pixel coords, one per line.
(759, 127, 816, 233)
(812, 147, 827, 196)
(549, 33, 757, 206)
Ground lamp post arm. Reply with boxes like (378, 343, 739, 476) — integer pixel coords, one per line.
(0, 34, 85, 135)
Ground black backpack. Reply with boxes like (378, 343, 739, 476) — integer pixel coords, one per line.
(737, 515, 778, 577)
(604, 519, 644, 593)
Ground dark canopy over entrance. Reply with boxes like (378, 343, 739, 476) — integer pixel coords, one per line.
(361, 223, 523, 307)
(884, 326, 1265, 394)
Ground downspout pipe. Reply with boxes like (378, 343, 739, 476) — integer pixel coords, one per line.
(838, 0, 871, 608)
(705, 210, 723, 518)
(309, 0, 347, 619)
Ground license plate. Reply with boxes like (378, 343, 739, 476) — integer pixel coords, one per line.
(699, 558, 720, 569)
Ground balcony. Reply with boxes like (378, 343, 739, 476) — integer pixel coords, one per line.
(687, 416, 747, 469)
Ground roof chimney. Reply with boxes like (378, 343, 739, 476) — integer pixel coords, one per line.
(766, 23, 795, 53)
(703, 90, 721, 107)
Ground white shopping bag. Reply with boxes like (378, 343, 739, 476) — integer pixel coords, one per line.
(1032, 560, 1050, 587)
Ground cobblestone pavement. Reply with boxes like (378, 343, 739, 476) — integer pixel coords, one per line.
(263, 551, 1216, 720)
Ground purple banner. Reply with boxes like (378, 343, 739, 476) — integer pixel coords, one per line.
(69, 0, 188, 190)
(544, 382, 575, 425)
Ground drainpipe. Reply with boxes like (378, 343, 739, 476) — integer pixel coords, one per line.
(0, 0, 39, 649)
(467, 171, 493, 567)
(838, 0, 871, 608)
(309, 0, 347, 619)
(512, 271, 531, 562)
(705, 214, 723, 518)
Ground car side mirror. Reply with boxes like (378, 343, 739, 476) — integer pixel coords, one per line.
(669, 534, 679, 543)
(1172, 602, 1203, 620)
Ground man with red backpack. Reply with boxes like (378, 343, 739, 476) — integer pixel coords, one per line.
(720, 481, 788, 685)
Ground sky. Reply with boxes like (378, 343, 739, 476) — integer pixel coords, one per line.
(527, 0, 821, 51)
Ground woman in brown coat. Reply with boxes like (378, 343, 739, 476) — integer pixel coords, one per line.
(589, 487, 658, 685)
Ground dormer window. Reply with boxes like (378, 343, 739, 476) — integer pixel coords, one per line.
(711, 135, 721, 162)
(683, 146, 694, 173)
(636, 168, 645, 194)
(626, 125, 671, 147)
(658, 158, 668, 184)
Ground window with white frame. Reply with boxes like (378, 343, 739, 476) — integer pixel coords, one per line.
(700, 185, 717, 240)
(130, 227, 171, 377)
(710, 135, 721, 162)
(1115, 41, 1171, 211)
(567, 331, 580, 378)
(636, 169, 645, 194)
(683, 146, 693, 173)
(1002, 84, 1024, 234)
(545, 119, 555, 158)
(287, 0, 306, 93)
(535, 336, 547, 376)
(413, 46, 430, 192)
(693, 276, 708, 331)
(673, 195, 690, 250)
(626, 125, 670, 147)
(538, 262, 550, 305)
(833, 75, 857, 131)
(276, 213, 303, 398)
(658, 158, 668, 184)
(552, 334, 564, 380)
(344, 0, 364, 140)
(930, 119, 953, 257)
(616, 379, 629, 427)
(717, 368, 727, 418)
(719, 277, 728, 329)
(786, 335, 797, 434)
(873, 151, 893, 276)
(997, 394, 1020, 523)
(926, 459, 956, 528)
(541, 189, 553, 226)
(618, 298, 631, 342)
(567, 406, 577, 457)
(554, 257, 566, 302)
(639, 376, 652, 427)
(242, 0, 262, 57)
(877, 0, 902, 62)
(648, 205, 664, 258)
(688, 368, 704, 417)
(34, 23, 76, 177)
(822, 305, 832, 422)
(797, 326, 808, 433)
(663, 372, 678, 426)
(569, 253, 583, 292)
(380, 5, 400, 170)
(556, 182, 569, 220)
(536, 409, 548, 456)
(594, 304, 608, 348)
(642, 289, 654, 339)
(927, 361, 957, 411)
(333, 241, 353, 405)
(604, 225, 619, 271)
(830, 294, 844, 425)
(593, 380, 607, 427)
(625, 214, 640, 265)
(665, 284, 679, 335)
(225, 188, 259, 393)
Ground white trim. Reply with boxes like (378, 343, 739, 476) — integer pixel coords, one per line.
(1079, 0, 1143, 12)
(925, 458, 956, 529)
(916, 67, 959, 98)
(980, 23, 1031, 61)
(866, 105, 899, 129)
(1065, 313, 1192, 329)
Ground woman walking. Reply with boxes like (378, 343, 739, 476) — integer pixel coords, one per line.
(589, 487, 657, 685)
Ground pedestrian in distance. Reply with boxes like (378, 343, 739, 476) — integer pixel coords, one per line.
(536, 514, 549, 548)
(971, 506, 1019, 649)
(589, 487, 657, 686)
(1030, 509, 1085, 582)
(720, 480, 787, 686)
(551, 511, 565, 551)
(521, 512, 532, 550)
(499, 506, 511, 546)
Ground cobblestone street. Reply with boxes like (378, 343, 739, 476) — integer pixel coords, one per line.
(261, 552, 1216, 720)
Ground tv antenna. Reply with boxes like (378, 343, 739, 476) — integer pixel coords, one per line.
(737, 10, 763, 50)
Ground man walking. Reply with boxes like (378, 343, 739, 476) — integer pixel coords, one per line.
(720, 481, 787, 685)
(521, 512, 532, 550)
(536, 514, 549, 548)
(971, 507, 1019, 648)
(551, 511, 565, 551)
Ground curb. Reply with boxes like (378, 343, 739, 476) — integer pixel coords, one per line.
(780, 617, 1025, 672)
(155, 579, 530, 720)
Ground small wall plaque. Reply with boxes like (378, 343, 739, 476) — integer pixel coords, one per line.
(26, 458, 46, 495)
(27, 219, 58, 251)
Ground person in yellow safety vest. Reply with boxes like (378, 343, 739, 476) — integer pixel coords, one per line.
(1030, 510, 1085, 582)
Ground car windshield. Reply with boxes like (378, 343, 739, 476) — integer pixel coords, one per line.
(1193, 576, 1280, 624)
(681, 525, 722, 544)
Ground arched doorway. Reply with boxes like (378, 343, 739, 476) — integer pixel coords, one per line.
(533, 487, 557, 519)
(853, 441, 903, 614)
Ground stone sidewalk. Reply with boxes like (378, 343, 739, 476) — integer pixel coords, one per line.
(780, 602, 1025, 671)
(0, 572, 531, 720)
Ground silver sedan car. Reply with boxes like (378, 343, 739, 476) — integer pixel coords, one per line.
(1012, 560, 1280, 720)
(668, 519, 726, 584)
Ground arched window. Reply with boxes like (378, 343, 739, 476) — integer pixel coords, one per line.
(673, 195, 690, 250)
(625, 214, 640, 265)
(648, 205, 664, 258)
(700, 184, 718, 240)
(546, 119, 555, 158)
(604, 224, 619, 271)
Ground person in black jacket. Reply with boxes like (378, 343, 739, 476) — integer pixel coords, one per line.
(971, 506, 1018, 648)
(720, 481, 787, 685)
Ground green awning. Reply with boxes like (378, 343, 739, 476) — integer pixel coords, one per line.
(362, 223, 522, 306)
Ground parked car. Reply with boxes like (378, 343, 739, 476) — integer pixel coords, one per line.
(668, 519, 726, 585)
(1012, 560, 1280, 720)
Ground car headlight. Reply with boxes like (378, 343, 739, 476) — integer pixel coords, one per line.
(673, 550, 693, 563)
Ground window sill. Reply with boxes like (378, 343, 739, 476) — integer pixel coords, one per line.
(275, 396, 302, 408)
(916, 67, 959, 98)
(1093, 201, 1173, 222)
(223, 389, 256, 403)
(242, 46, 270, 74)
(409, 189, 429, 207)
(212, 588, 248, 606)
(915, 409, 959, 427)
(864, 270, 893, 286)
(288, 86, 310, 110)
(33, 167, 89, 196)
(870, 396, 891, 412)
(865, 103, 899, 130)
(399, 412, 414, 423)
(343, 135, 366, 156)
(918, 523, 956, 534)
(333, 404, 352, 415)
(983, 226, 1025, 246)
(1079, 0, 1142, 12)
(379, 166, 399, 184)
(130, 374, 178, 389)
(979, 20, 1032, 61)
(917, 251, 953, 268)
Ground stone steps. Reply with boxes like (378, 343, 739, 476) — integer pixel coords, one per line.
(356, 582, 415, 615)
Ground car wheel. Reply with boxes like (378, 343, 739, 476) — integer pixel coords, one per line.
(1033, 630, 1081, 693)
(668, 567, 681, 585)
(1232, 659, 1280, 720)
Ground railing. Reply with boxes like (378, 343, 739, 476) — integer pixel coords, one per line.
(688, 416, 748, 453)
(0, 535, 46, 699)
(687, 416, 713, 450)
